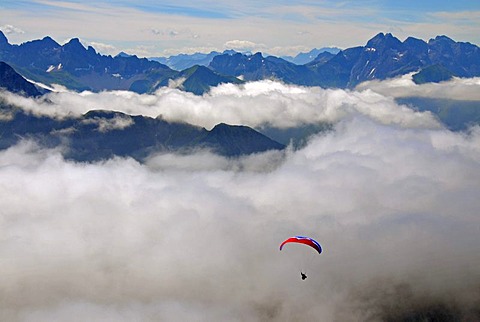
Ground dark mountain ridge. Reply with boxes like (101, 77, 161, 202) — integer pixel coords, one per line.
(0, 101, 285, 161)
(0, 61, 41, 96)
(209, 32, 480, 88)
(0, 63, 284, 161)
(1, 31, 479, 94)
(0, 31, 239, 94)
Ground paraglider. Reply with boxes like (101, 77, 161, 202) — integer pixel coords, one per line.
(279, 236, 322, 254)
(279, 236, 322, 280)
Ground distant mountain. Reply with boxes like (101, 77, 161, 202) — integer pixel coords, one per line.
(115, 52, 134, 58)
(0, 31, 177, 92)
(150, 51, 222, 71)
(341, 33, 480, 87)
(412, 64, 454, 84)
(209, 33, 480, 88)
(281, 47, 340, 65)
(306, 46, 364, 88)
(0, 104, 285, 161)
(169, 65, 243, 95)
(0, 61, 41, 96)
(397, 97, 480, 131)
(201, 123, 284, 156)
(209, 52, 320, 85)
(1, 30, 479, 95)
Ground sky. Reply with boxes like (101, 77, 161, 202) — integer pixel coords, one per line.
(1, 79, 480, 320)
(1, 0, 480, 57)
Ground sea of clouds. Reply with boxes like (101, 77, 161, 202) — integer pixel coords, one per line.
(0, 78, 479, 321)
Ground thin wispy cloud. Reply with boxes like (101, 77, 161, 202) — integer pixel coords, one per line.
(1, 0, 479, 56)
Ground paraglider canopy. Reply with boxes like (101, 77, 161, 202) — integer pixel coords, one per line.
(279, 236, 322, 254)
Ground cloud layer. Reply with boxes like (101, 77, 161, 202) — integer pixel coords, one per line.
(1, 80, 480, 320)
(356, 74, 480, 101)
(1, 80, 441, 130)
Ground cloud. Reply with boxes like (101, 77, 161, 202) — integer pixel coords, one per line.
(81, 113, 134, 132)
(0, 106, 479, 320)
(87, 41, 117, 55)
(224, 40, 266, 52)
(0, 24, 25, 35)
(0, 80, 441, 130)
(356, 74, 480, 101)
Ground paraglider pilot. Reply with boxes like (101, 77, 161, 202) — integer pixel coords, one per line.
(301, 272, 307, 280)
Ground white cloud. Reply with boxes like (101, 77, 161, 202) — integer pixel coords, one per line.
(0, 80, 441, 130)
(0, 112, 479, 320)
(0, 24, 25, 35)
(81, 113, 134, 132)
(356, 74, 480, 101)
(224, 40, 266, 52)
(87, 41, 117, 55)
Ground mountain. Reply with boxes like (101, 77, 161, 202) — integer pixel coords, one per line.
(210, 33, 480, 88)
(0, 103, 285, 161)
(1, 30, 479, 95)
(169, 65, 243, 95)
(0, 61, 41, 96)
(336, 33, 480, 87)
(0, 31, 177, 93)
(209, 52, 319, 85)
(306, 46, 364, 88)
(396, 97, 480, 131)
(281, 47, 340, 65)
(202, 123, 285, 156)
(412, 64, 454, 84)
(150, 51, 222, 71)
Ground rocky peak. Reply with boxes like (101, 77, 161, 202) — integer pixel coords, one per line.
(366, 32, 402, 50)
(429, 35, 455, 45)
(0, 30, 9, 47)
(63, 38, 86, 52)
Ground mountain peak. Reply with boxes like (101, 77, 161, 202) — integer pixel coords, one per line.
(429, 35, 455, 44)
(116, 51, 133, 58)
(0, 30, 9, 46)
(366, 32, 402, 49)
(64, 37, 85, 51)
(0, 61, 41, 97)
(41, 36, 60, 47)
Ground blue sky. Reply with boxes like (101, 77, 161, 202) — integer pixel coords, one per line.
(1, 0, 479, 57)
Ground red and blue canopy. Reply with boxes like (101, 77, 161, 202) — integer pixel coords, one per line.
(279, 236, 322, 254)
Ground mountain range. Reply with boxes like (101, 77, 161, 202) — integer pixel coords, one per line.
(149, 47, 340, 70)
(0, 60, 285, 161)
(0, 99, 284, 162)
(1, 31, 480, 162)
(2, 31, 479, 95)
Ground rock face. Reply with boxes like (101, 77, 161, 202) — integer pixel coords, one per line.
(0, 61, 41, 96)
